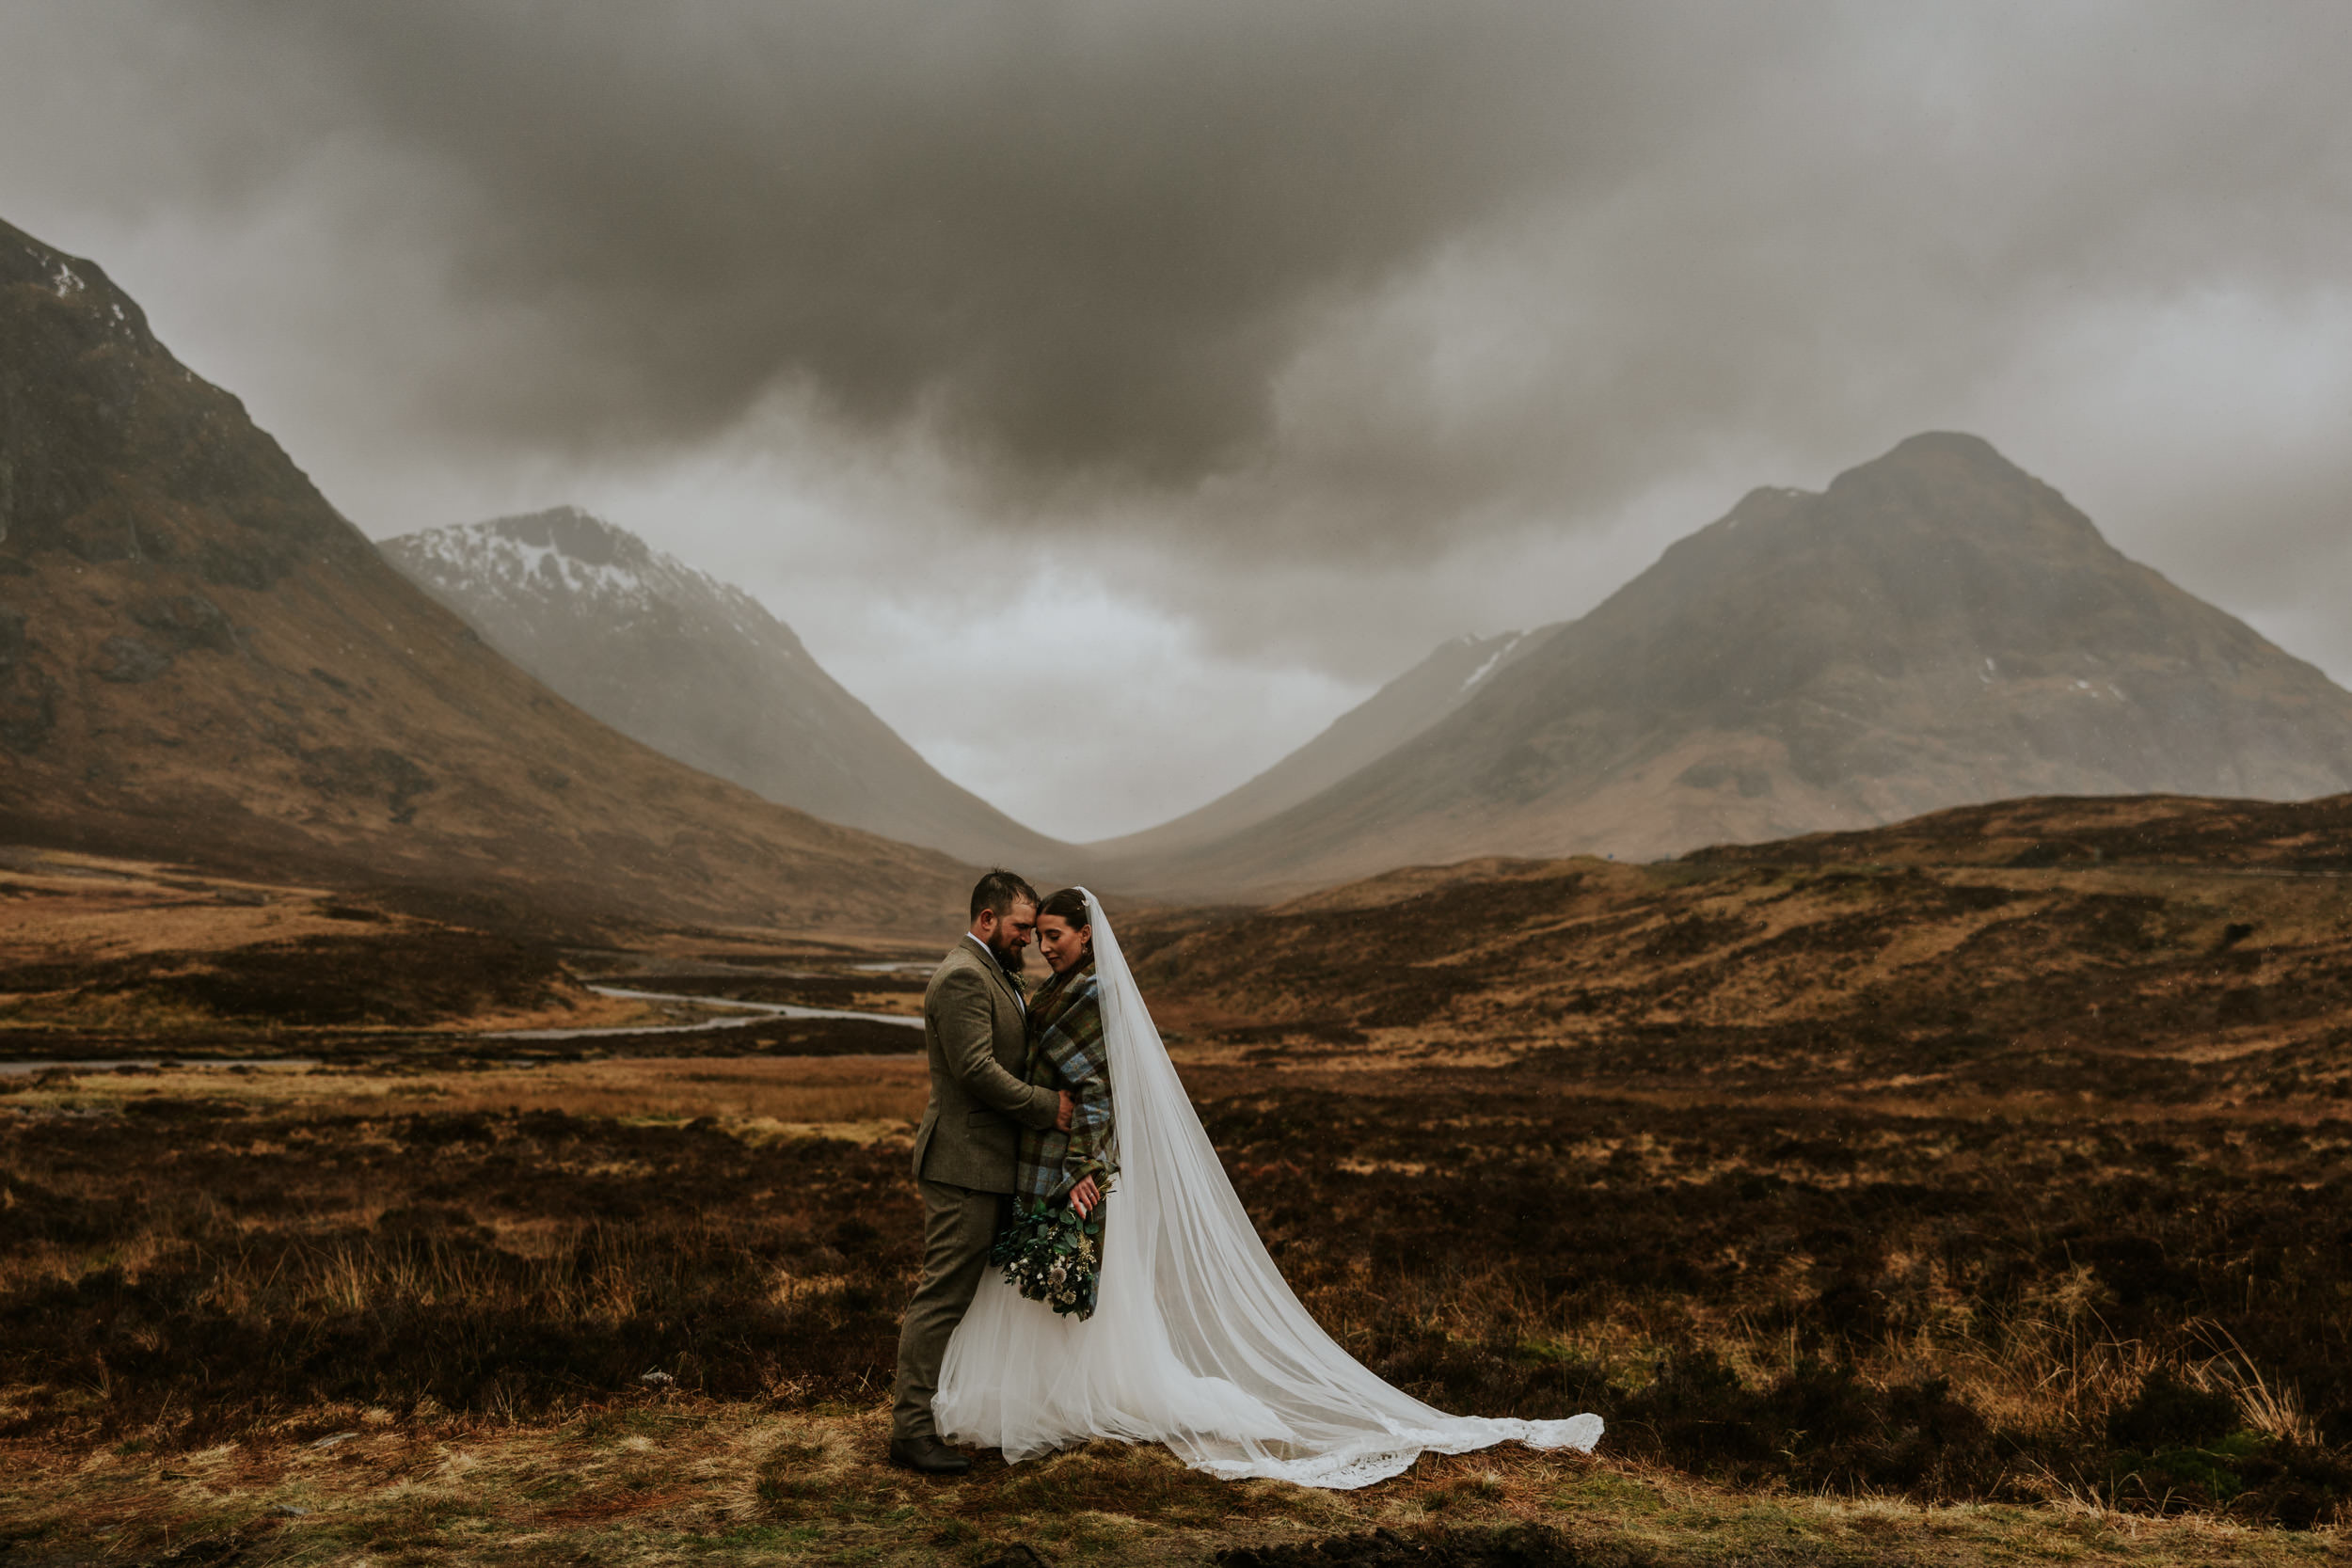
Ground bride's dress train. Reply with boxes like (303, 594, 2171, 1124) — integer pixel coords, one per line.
(934, 890, 1602, 1490)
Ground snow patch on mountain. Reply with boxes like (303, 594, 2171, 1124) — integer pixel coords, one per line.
(378, 507, 1059, 865)
(1460, 631, 1523, 693)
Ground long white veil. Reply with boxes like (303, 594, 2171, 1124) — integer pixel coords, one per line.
(934, 889, 1602, 1488)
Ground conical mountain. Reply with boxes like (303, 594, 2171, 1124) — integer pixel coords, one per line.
(1123, 433, 2352, 896)
(0, 216, 967, 935)
(382, 510, 1068, 866)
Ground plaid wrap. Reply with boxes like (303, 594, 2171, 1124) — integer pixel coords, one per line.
(1013, 958, 1115, 1204)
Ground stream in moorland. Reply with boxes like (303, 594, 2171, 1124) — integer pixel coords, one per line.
(0, 1057, 324, 1076)
(0, 988, 924, 1070)
(480, 984, 926, 1041)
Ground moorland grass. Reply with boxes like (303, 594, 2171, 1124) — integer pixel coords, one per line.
(1, 1054, 2348, 1560)
(1, 1404, 2339, 1565)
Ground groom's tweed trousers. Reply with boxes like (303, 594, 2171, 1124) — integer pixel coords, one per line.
(893, 937, 1062, 1442)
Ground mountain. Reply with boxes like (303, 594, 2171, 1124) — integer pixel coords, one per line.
(1115, 433, 2352, 897)
(1086, 628, 1540, 866)
(0, 216, 968, 937)
(381, 509, 1067, 867)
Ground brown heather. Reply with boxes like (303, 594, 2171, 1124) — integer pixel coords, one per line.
(4, 1048, 2350, 1560)
(2, 796, 2351, 1559)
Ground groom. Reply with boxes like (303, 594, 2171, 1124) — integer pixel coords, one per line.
(889, 869, 1073, 1475)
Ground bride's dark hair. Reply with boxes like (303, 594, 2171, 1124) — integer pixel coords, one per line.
(1038, 888, 1091, 928)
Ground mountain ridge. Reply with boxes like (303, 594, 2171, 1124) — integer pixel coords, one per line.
(0, 215, 970, 938)
(382, 507, 1071, 868)
(1106, 432, 2352, 897)
(1084, 627, 1542, 866)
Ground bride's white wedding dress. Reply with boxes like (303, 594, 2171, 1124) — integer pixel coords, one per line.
(933, 890, 1602, 1490)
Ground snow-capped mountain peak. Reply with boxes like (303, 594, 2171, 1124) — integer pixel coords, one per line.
(388, 508, 798, 655)
(379, 508, 1059, 865)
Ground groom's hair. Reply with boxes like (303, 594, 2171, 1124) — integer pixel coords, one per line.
(970, 869, 1041, 921)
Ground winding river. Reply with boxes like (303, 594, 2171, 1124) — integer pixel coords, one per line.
(0, 986, 924, 1072)
(482, 984, 926, 1042)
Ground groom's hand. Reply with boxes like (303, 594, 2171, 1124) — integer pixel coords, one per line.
(1056, 1090, 1075, 1132)
(1069, 1176, 1102, 1217)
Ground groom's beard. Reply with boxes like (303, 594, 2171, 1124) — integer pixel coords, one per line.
(985, 934, 1025, 979)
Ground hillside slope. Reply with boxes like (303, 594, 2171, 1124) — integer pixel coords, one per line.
(1122, 434, 2352, 896)
(1086, 629, 1539, 868)
(1125, 789, 2352, 1104)
(0, 217, 967, 937)
(383, 509, 1068, 867)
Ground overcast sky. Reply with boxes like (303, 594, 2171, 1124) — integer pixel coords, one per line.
(4, 1, 2349, 839)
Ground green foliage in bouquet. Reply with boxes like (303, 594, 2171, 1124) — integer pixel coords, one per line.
(989, 1196, 1106, 1320)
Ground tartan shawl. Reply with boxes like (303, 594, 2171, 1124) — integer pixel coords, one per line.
(1013, 957, 1115, 1204)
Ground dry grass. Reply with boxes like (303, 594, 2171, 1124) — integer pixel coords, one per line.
(3, 1055, 930, 1130)
(1134, 850, 2352, 1107)
(8, 1028, 2352, 1551)
(1, 1402, 2339, 1566)
(0, 849, 700, 1036)
(8, 1058, 2350, 1521)
(0, 849, 348, 966)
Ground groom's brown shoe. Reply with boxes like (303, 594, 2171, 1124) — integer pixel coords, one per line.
(888, 1435, 972, 1476)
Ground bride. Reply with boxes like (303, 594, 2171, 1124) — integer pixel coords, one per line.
(932, 886, 1603, 1490)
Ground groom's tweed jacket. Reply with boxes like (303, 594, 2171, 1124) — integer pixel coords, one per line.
(912, 936, 1062, 1192)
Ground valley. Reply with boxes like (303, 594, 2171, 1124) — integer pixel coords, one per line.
(7, 213, 2352, 1561)
(0, 219, 971, 940)
(5, 988, 2347, 1562)
(4, 793, 2350, 1560)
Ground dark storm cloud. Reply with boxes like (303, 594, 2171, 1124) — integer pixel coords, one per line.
(158, 1, 1730, 489)
(4, 1, 2349, 597)
(7, 0, 2352, 832)
(100, 0, 2342, 558)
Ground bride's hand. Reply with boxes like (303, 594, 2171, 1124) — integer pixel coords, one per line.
(1068, 1176, 1102, 1217)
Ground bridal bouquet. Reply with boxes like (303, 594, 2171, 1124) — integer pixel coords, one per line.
(990, 1196, 1106, 1320)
